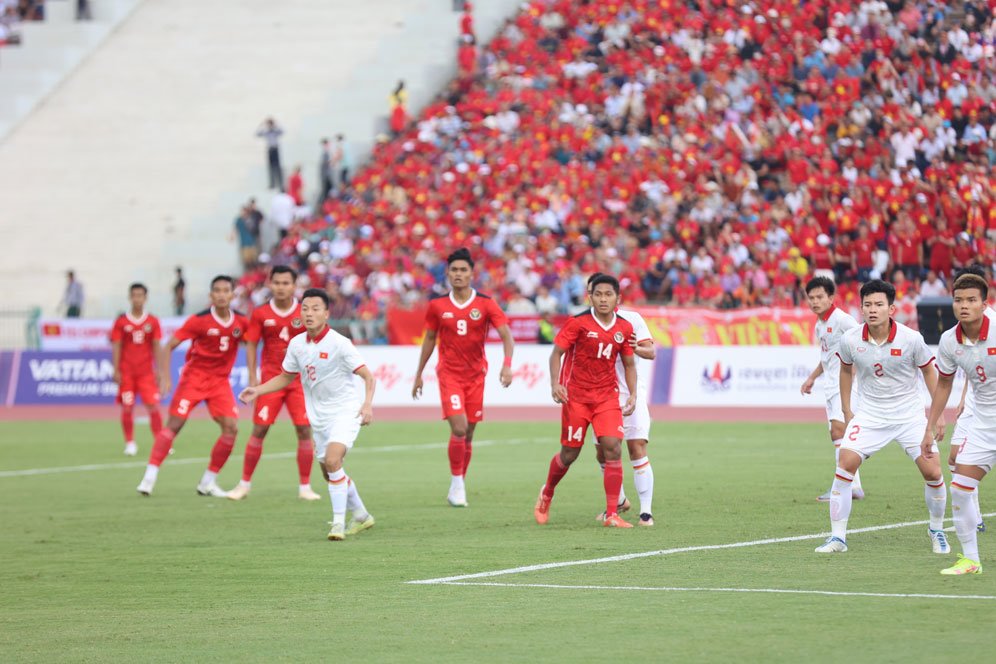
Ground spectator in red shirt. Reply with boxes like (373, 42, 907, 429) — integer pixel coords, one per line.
(287, 166, 304, 205)
(852, 224, 877, 283)
(888, 219, 922, 281)
(928, 217, 956, 278)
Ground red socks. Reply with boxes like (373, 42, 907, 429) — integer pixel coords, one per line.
(208, 434, 237, 473)
(149, 409, 163, 436)
(241, 436, 264, 482)
(543, 455, 569, 500)
(120, 408, 134, 441)
(463, 439, 473, 476)
(297, 438, 314, 484)
(603, 459, 623, 516)
(448, 435, 467, 476)
(148, 429, 175, 467)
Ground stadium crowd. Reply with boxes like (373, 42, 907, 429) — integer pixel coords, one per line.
(231, 0, 996, 338)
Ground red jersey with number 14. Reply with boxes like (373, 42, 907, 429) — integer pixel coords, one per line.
(110, 312, 162, 375)
(425, 290, 507, 380)
(555, 310, 634, 403)
(245, 300, 306, 379)
(174, 308, 249, 376)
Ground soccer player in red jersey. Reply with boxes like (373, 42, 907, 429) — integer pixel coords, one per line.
(136, 275, 250, 497)
(535, 274, 638, 528)
(110, 283, 163, 457)
(227, 266, 321, 501)
(412, 248, 514, 507)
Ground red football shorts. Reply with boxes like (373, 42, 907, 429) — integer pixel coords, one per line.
(169, 371, 238, 420)
(437, 373, 485, 423)
(253, 380, 309, 426)
(560, 399, 624, 448)
(117, 371, 160, 407)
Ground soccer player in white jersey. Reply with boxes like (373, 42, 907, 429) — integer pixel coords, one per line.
(587, 275, 657, 525)
(815, 279, 949, 554)
(924, 274, 996, 574)
(800, 277, 864, 502)
(947, 266, 994, 533)
(238, 288, 377, 541)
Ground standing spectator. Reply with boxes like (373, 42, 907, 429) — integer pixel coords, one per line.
(232, 206, 259, 270)
(76, 0, 92, 20)
(62, 271, 84, 318)
(173, 267, 186, 316)
(459, 1, 474, 39)
(534, 285, 559, 314)
(318, 138, 333, 204)
(333, 134, 352, 190)
(256, 118, 284, 190)
(852, 225, 877, 282)
(287, 166, 304, 206)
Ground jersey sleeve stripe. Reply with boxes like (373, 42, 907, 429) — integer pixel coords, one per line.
(352, 364, 366, 374)
(936, 367, 956, 377)
(835, 352, 852, 366)
(918, 357, 935, 368)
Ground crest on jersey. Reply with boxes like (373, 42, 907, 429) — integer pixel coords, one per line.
(319, 352, 328, 360)
(826, 327, 832, 333)
(989, 348, 996, 355)
(292, 318, 303, 328)
(469, 308, 482, 321)
(233, 328, 242, 338)
(143, 323, 152, 333)
(613, 332, 624, 344)
(891, 348, 902, 356)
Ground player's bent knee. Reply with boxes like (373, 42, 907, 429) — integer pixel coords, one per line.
(626, 440, 648, 458)
(837, 448, 863, 473)
(252, 424, 270, 438)
(829, 421, 846, 440)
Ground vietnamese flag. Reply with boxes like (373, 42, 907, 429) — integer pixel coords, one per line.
(891, 349, 902, 356)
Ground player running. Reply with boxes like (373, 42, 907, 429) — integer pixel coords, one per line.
(110, 283, 164, 457)
(535, 274, 638, 528)
(815, 279, 948, 554)
(947, 266, 993, 534)
(226, 266, 321, 502)
(585, 274, 657, 526)
(239, 288, 377, 541)
(412, 248, 514, 508)
(800, 277, 865, 502)
(925, 273, 995, 575)
(137, 276, 249, 497)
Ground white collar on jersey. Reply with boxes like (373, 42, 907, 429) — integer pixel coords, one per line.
(589, 307, 617, 332)
(449, 289, 477, 310)
(270, 298, 298, 318)
(210, 306, 235, 327)
(125, 311, 147, 325)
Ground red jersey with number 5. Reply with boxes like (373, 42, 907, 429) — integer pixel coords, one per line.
(245, 300, 306, 380)
(174, 308, 249, 376)
(555, 310, 634, 403)
(425, 290, 508, 380)
(110, 312, 162, 375)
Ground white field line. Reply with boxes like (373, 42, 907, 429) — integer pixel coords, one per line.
(436, 582, 996, 601)
(407, 512, 996, 585)
(0, 437, 541, 478)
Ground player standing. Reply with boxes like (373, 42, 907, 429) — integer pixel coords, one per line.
(815, 279, 948, 554)
(110, 283, 164, 456)
(226, 266, 321, 501)
(239, 288, 377, 541)
(412, 248, 514, 508)
(136, 276, 249, 497)
(799, 277, 865, 501)
(535, 274, 638, 528)
(924, 273, 995, 574)
(586, 274, 657, 526)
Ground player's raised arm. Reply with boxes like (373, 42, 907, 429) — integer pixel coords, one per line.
(239, 371, 296, 404)
(355, 365, 377, 425)
(496, 323, 514, 387)
(412, 328, 437, 399)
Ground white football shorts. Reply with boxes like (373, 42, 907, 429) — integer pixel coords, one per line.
(840, 414, 935, 462)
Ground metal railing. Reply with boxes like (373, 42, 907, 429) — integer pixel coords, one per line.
(0, 307, 41, 349)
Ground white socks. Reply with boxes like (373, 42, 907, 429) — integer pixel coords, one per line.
(327, 468, 349, 525)
(347, 479, 369, 521)
(200, 470, 217, 486)
(450, 475, 465, 492)
(834, 442, 862, 490)
(142, 465, 159, 483)
(924, 480, 947, 531)
(951, 475, 981, 561)
(631, 457, 654, 515)
(829, 467, 854, 540)
(950, 463, 982, 524)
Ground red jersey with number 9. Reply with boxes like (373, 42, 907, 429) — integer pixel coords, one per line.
(425, 290, 508, 380)
(174, 308, 250, 376)
(245, 300, 306, 380)
(554, 310, 634, 403)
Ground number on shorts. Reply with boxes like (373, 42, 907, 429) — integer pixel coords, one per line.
(873, 362, 884, 377)
(567, 426, 584, 442)
(596, 342, 613, 360)
(848, 424, 860, 442)
(976, 365, 988, 383)
(258, 405, 270, 422)
(279, 326, 290, 342)
(220, 336, 230, 352)
(457, 320, 468, 336)
(306, 365, 317, 381)
(450, 394, 462, 410)
(122, 391, 134, 406)
(177, 399, 191, 415)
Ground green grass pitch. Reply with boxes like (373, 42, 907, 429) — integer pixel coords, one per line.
(1, 418, 994, 662)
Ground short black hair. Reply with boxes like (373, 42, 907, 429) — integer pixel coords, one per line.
(953, 273, 989, 300)
(586, 272, 605, 290)
(270, 265, 298, 280)
(589, 274, 620, 295)
(805, 276, 835, 296)
(447, 248, 474, 268)
(301, 287, 329, 309)
(859, 279, 896, 305)
(129, 282, 148, 294)
(211, 275, 235, 289)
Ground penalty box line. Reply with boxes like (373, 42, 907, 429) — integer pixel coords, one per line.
(408, 512, 996, 586)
